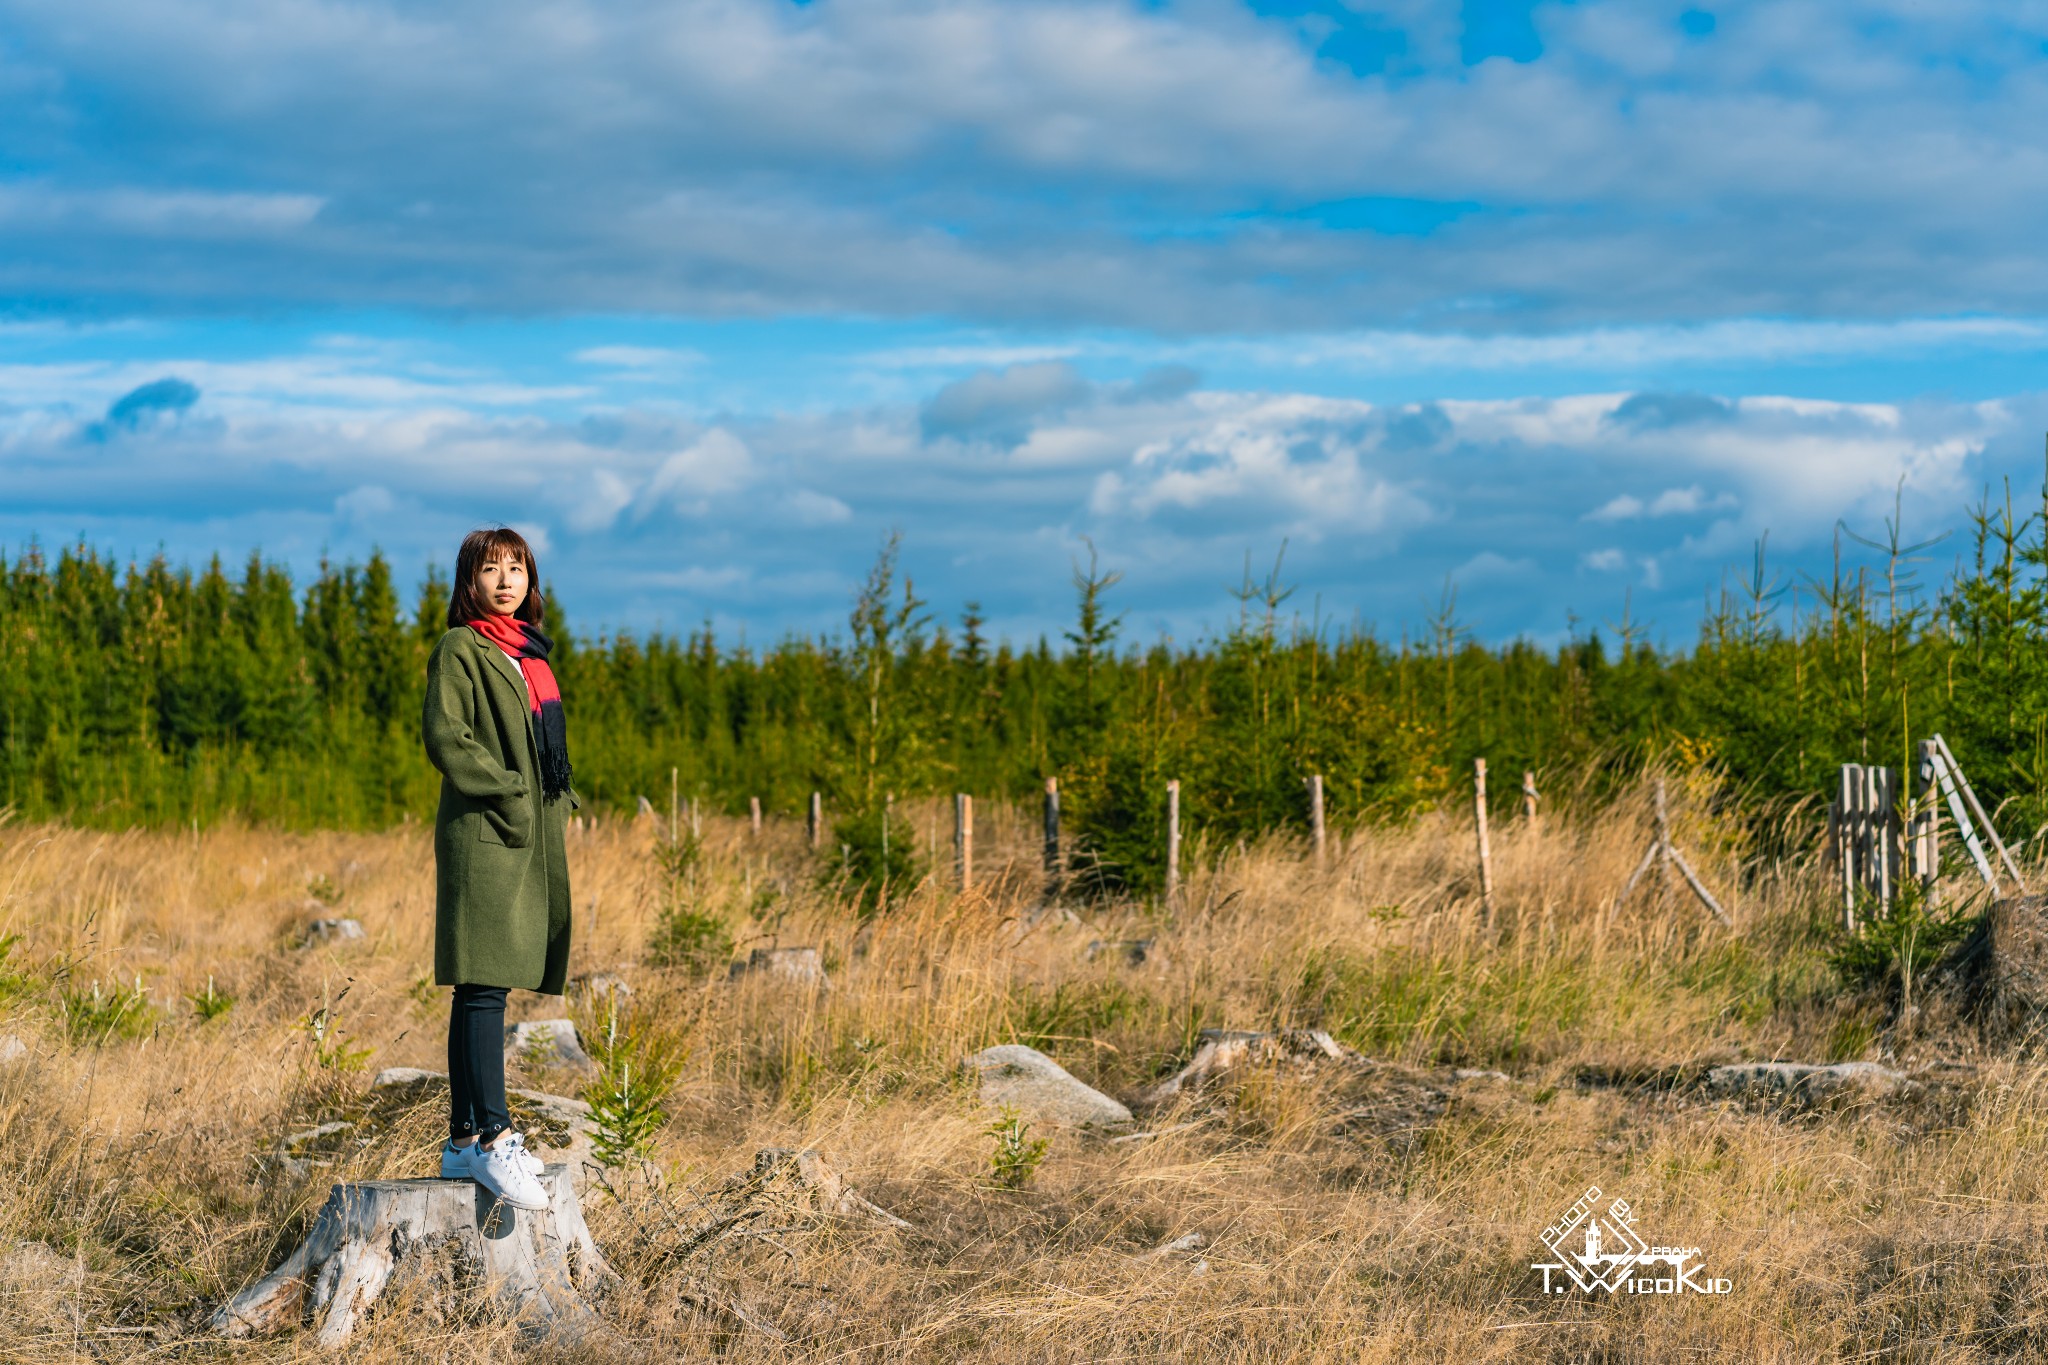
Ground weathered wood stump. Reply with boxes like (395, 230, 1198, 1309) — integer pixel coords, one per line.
(212, 1165, 611, 1347)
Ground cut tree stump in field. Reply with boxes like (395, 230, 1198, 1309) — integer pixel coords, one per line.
(1132, 1029, 1370, 1109)
(212, 1165, 612, 1347)
(1931, 894, 2048, 1044)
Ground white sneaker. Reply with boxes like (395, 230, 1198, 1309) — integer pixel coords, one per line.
(441, 1137, 542, 1179)
(469, 1132, 550, 1210)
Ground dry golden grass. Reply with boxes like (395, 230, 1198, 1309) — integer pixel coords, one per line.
(1, 786, 2045, 1362)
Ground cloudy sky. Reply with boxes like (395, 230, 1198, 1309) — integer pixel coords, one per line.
(5, 0, 2048, 647)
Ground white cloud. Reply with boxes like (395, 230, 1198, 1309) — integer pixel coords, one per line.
(573, 345, 706, 376)
(638, 428, 754, 515)
(787, 488, 853, 526)
(1582, 548, 1627, 571)
(1587, 494, 1644, 522)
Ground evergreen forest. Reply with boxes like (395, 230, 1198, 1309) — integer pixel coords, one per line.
(8, 478, 2048, 891)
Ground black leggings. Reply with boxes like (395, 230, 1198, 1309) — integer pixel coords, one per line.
(448, 984, 510, 1144)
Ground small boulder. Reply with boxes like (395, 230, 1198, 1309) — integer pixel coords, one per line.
(568, 972, 633, 1004)
(729, 947, 827, 986)
(506, 1018, 597, 1075)
(1704, 1061, 1911, 1104)
(299, 918, 364, 947)
(0, 1035, 27, 1065)
(964, 1044, 1133, 1128)
(1134, 1028, 1367, 1109)
(370, 1066, 444, 1090)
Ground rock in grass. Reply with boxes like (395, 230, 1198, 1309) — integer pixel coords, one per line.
(1133, 1028, 1368, 1109)
(567, 971, 632, 1003)
(506, 1018, 597, 1075)
(729, 946, 827, 986)
(964, 1044, 1133, 1128)
(298, 918, 364, 947)
(370, 1066, 443, 1090)
(0, 1035, 26, 1064)
(1704, 1061, 1910, 1103)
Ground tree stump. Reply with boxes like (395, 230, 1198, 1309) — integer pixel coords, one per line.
(212, 1165, 611, 1347)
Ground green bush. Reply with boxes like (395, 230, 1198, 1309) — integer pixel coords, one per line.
(825, 804, 925, 916)
(584, 999, 687, 1167)
(1829, 880, 1979, 996)
(985, 1106, 1049, 1189)
(645, 903, 732, 973)
(60, 976, 158, 1045)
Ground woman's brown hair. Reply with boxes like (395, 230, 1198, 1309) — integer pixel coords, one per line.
(447, 526, 546, 628)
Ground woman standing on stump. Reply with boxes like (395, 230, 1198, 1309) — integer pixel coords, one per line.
(422, 527, 577, 1211)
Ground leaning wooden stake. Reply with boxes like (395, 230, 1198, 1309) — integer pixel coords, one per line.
(808, 791, 822, 850)
(1933, 733, 2026, 892)
(1165, 780, 1182, 907)
(1521, 771, 1539, 828)
(1614, 777, 1733, 928)
(1306, 774, 1326, 869)
(669, 767, 679, 846)
(955, 793, 974, 893)
(1473, 759, 1494, 924)
(749, 796, 762, 838)
(212, 1167, 610, 1347)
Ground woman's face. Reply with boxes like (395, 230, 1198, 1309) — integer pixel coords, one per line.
(474, 550, 528, 617)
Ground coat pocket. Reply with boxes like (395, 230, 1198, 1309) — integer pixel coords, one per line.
(478, 798, 534, 849)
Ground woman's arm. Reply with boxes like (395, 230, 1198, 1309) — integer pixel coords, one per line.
(422, 636, 528, 805)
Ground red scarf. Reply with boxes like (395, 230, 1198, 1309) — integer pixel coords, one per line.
(465, 615, 573, 798)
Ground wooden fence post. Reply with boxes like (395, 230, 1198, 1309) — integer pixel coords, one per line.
(1165, 780, 1181, 907)
(669, 767, 678, 846)
(1306, 774, 1326, 869)
(1910, 739, 1940, 904)
(807, 791, 822, 851)
(1043, 777, 1061, 898)
(689, 795, 700, 841)
(1521, 771, 1538, 827)
(1473, 758, 1494, 924)
(749, 795, 762, 838)
(955, 793, 974, 893)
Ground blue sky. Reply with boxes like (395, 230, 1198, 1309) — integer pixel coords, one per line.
(5, 0, 2048, 648)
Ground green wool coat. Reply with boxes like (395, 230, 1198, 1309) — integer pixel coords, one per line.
(422, 626, 577, 994)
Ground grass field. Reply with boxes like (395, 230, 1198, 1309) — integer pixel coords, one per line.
(1, 782, 2043, 1362)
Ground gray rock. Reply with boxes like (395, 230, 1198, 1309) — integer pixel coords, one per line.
(299, 918, 364, 947)
(568, 972, 633, 1003)
(0, 1035, 26, 1064)
(1705, 1061, 1911, 1103)
(371, 1066, 444, 1090)
(506, 1018, 597, 1075)
(964, 1044, 1133, 1128)
(729, 946, 827, 986)
(279, 1120, 355, 1152)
